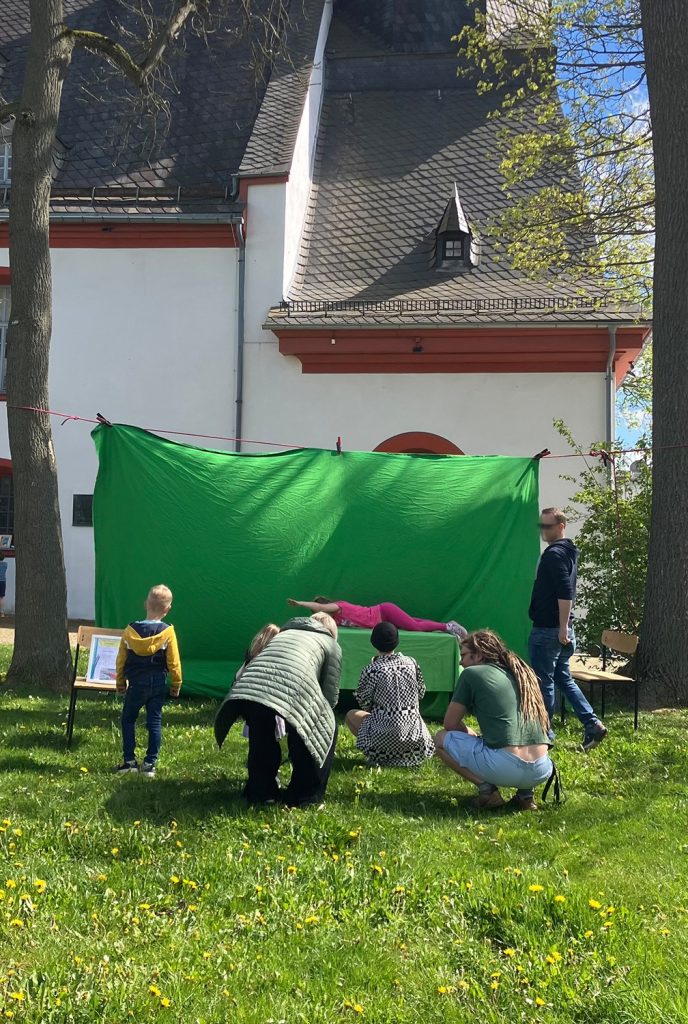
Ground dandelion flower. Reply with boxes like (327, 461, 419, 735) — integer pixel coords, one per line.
(9, 920, 23, 928)
(80, 767, 89, 774)
(12, 829, 22, 838)
(97, 874, 107, 882)
(584, 930, 594, 938)
(554, 895, 566, 904)
(287, 866, 297, 875)
(160, 997, 171, 1008)
(371, 864, 384, 876)
(490, 980, 499, 990)
(34, 880, 47, 893)
(170, 876, 180, 885)
(9, 994, 24, 1002)
(457, 980, 470, 992)
(503, 948, 516, 957)
(353, 1005, 364, 1014)
(660, 928, 670, 936)
(529, 884, 544, 893)
(349, 830, 360, 839)
(535, 996, 546, 1006)
(588, 899, 602, 910)
(111, 848, 119, 857)
(304, 915, 319, 925)
(5, 880, 16, 889)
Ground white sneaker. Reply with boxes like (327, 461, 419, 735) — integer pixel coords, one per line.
(139, 762, 157, 778)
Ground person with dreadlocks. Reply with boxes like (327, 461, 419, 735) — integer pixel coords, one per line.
(434, 630, 552, 811)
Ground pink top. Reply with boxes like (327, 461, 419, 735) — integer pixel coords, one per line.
(335, 601, 383, 629)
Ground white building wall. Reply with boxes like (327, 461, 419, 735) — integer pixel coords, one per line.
(241, 336, 607, 516)
(282, 0, 333, 296)
(0, 244, 238, 618)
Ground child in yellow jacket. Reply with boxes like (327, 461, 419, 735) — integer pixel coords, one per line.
(114, 584, 182, 778)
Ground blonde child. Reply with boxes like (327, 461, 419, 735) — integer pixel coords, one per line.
(114, 584, 182, 778)
(238, 624, 285, 740)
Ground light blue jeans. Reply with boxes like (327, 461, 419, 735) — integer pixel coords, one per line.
(442, 731, 552, 798)
(528, 627, 599, 731)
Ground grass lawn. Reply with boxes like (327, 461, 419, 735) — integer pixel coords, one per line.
(1, 651, 687, 1022)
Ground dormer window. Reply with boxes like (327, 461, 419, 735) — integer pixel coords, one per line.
(442, 235, 465, 262)
(436, 183, 481, 271)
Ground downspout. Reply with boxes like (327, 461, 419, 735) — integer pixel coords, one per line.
(605, 323, 618, 450)
(235, 220, 246, 453)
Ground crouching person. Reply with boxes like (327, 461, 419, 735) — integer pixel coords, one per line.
(214, 613, 342, 809)
(435, 630, 552, 811)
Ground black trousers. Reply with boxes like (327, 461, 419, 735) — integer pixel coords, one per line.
(234, 700, 337, 806)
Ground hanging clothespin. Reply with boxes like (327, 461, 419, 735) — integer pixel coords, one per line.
(590, 448, 611, 469)
(335, 436, 342, 455)
(96, 413, 113, 427)
(532, 448, 551, 461)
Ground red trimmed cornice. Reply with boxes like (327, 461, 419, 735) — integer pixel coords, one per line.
(0, 223, 239, 248)
(0, 267, 9, 284)
(274, 325, 649, 382)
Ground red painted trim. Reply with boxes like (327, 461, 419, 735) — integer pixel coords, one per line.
(275, 325, 649, 379)
(375, 432, 464, 455)
(238, 174, 290, 237)
(0, 267, 10, 285)
(0, 458, 11, 475)
(0, 223, 239, 248)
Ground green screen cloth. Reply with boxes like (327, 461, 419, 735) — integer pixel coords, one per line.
(92, 425, 539, 708)
(180, 628, 457, 718)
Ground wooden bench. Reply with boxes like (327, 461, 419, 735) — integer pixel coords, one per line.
(570, 629, 640, 729)
(66, 625, 123, 748)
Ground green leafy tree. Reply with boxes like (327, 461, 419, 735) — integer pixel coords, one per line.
(458, 1, 688, 702)
(556, 421, 650, 654)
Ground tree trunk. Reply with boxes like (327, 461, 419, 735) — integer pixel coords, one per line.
(6, 0, 73, 690)
(637, 0, 688, 704)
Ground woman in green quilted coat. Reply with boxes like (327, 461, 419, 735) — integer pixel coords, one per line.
(214, 613, 342, 808)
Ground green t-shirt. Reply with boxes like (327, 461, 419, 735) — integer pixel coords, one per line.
(452, 664, 548, 749)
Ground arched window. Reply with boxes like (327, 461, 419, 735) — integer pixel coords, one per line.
(374, 432, 464, 455)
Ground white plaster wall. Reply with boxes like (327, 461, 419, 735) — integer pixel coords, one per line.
(240, 337, 608, 516)
(0, 245, 238, 618)
(282, 0, 333, 296)
(243, 184, 287, 348)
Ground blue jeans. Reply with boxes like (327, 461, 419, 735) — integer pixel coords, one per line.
(122, 676, 167, 765)
(528, 627, 598, 731)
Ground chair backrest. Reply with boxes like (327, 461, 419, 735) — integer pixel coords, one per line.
(601, 629, 639, 656)
(76, 625, 124, 648)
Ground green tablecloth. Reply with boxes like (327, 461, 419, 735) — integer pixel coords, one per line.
(183, 629, 459, 720)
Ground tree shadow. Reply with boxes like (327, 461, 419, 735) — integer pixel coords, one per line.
(9, 729, 86, 752)
(0, 754, 70, 775)
(104, 775, 249, 825)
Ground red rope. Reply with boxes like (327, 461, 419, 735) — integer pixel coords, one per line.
(5, 403, 682, 462)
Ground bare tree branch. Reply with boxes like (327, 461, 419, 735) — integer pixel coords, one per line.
(66, 1, 199, 87)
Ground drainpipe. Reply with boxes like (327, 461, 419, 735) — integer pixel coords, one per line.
(605, 324, 618, 450)
(235, 220, 246, 453)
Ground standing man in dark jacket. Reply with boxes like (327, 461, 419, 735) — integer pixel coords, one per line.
(528, 507, 607, 752)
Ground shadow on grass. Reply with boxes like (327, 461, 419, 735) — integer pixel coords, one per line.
(8, 728, 86, 752)
(104, 775, 247, 824)
(0, 754, 70, 775)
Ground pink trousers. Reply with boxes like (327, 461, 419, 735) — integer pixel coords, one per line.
(378, 603, 448, 632)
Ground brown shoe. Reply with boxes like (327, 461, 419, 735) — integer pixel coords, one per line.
(472, 790, 506, 810)
(509, 795, 538, 812)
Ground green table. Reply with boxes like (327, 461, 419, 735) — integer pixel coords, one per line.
(184, 629, 459, 720)
(338, 628, 459, 718)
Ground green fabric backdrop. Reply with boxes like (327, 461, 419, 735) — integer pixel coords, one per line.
(92, 425, 539, 706)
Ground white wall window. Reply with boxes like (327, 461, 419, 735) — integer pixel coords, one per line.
(0, 286, 9, 392)
(0, 140, 10, 185)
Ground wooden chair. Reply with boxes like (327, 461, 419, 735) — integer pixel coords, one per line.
(66, 625, 123, 748)
(570, 630, 640, 729)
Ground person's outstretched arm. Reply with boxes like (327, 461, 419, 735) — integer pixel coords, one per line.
(287, 598, 340, 615)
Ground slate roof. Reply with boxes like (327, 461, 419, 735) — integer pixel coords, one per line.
(276, 2, 645, 328)
(0, 0, 326, 217)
